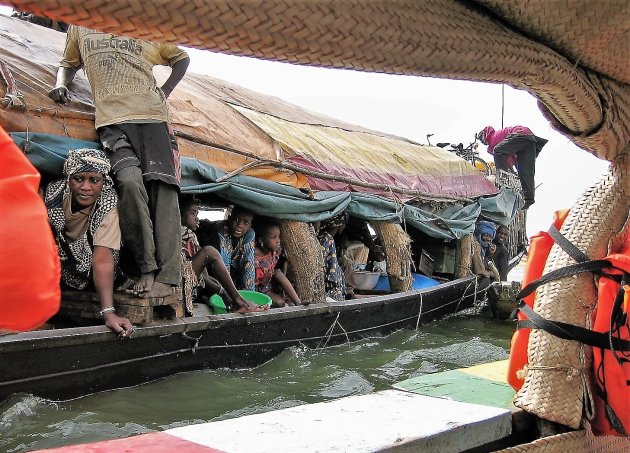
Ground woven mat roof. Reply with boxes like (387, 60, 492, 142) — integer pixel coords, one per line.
(6, 0, 630, 162)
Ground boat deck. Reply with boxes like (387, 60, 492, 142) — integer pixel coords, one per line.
(33, 361, 532, 452)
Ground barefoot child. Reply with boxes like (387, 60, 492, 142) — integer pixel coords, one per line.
(180, 197, 262, 313)
(254, 220, 302, 308)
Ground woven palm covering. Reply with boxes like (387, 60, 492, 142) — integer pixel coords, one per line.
(278, 220, 325, 305)
(497, 422, 630, 453)
(514, 153, 630, 429)
(371, 221, 412, 293)
(5, 0, 630, 162)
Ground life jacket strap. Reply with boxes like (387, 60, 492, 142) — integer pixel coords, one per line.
(516, 301, 630, 351)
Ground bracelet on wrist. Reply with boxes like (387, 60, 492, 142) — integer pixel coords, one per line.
(99, 306, 116, 316)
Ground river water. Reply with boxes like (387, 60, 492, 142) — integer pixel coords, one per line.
(0, 311, 516, 452)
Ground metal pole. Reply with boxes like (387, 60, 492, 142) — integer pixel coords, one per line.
(501, 84, 505, 129)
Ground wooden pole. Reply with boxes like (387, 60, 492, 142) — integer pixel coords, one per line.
(454, 234, 473, 279)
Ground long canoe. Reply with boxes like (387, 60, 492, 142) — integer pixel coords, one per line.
(0, 277, 478, 402)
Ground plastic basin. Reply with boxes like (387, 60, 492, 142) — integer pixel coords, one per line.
(373, 273, 440, 291)
(351, 271, 381, 290)
(209, 290, 272, 314)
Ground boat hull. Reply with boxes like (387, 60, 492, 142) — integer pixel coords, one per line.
(0, 277, 478, 402)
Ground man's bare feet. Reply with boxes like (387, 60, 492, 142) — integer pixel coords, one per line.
(126, 272, 155, 296)
(140, 281, 173, 299)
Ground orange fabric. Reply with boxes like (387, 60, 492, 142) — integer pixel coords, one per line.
(0, 125, 60, 331)
(591, 245, 630, 436)
(507, 209, 569, 391)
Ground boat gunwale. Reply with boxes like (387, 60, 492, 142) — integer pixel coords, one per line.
(0, 277, 477, 352)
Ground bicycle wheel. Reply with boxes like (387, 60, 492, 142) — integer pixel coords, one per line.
(472, 157, 491, 176)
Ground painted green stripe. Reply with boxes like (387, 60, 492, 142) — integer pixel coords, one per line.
(393, 370, 515, 409)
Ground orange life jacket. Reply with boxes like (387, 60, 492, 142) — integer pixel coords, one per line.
(0, 125, 61, 331)
(590, 246, 630, 436)
(507, 209, 630, 436)
(507, 210, 569, 391)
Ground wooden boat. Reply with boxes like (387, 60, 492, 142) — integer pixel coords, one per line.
(0, 16, 518, 403)
(0, 277, 477, 402)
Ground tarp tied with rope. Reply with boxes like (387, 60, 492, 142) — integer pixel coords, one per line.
(13, 132, 518, 240)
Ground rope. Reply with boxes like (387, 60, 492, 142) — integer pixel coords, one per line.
(414, 293, 424, 330)
(181, 332, 202, 354)
(0, 58, 25, 108)
(316, 312, 349, 349)
(215, 159, 275, 182)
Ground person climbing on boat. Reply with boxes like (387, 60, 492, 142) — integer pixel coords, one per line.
(48, 25, 190, 299)
(477, 126, 547, 210)
(492, 224, 510, 281)
(254, 219, 302, 308)
(44, 149, 133, 337)
(179, 196, 260, 313)
(315, 212, 352, 301)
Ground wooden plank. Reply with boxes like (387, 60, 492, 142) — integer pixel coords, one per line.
(59, 290, 183, 325)
(165, 390, 511, 452)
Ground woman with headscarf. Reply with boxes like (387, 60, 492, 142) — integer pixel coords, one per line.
(45, 148, 132, 337)
(315, 212, 350, 301)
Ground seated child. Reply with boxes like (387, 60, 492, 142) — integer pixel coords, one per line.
(254, 220, 302, 308)
(215, 205, 257, 291)
(180, 196, 263, 313)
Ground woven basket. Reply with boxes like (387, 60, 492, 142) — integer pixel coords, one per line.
(371, 221, 412, 292)
(514, 153, 630, 429)
(495, 422, 630, 453)
(278, 220, 325, 304)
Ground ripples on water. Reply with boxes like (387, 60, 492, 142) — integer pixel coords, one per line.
(0, 313, 515, 452)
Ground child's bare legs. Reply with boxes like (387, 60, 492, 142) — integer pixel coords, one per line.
(191, 246, 259, 311)
(268, 291, 287, 308)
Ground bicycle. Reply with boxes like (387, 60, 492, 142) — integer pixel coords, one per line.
(435, 137, 492, 176)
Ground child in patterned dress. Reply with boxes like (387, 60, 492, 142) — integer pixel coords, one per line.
(254, 220, 302, 308)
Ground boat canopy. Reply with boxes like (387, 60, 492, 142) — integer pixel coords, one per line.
(1, 16, 497, 202)
(13, 132, 518, 240)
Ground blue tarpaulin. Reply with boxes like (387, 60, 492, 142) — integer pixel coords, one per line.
(12, 132, 518, 240)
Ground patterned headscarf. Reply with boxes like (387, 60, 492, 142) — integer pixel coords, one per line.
(63, 148, 112, 186)
(320, 212, 349, 231)
(45, 148, 118, 289)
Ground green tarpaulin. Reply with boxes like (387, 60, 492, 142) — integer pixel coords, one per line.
(12, 132, 518, 240)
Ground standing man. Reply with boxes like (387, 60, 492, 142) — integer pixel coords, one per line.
(49, 27, 190, 298)
(478, 126, 547, 210)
